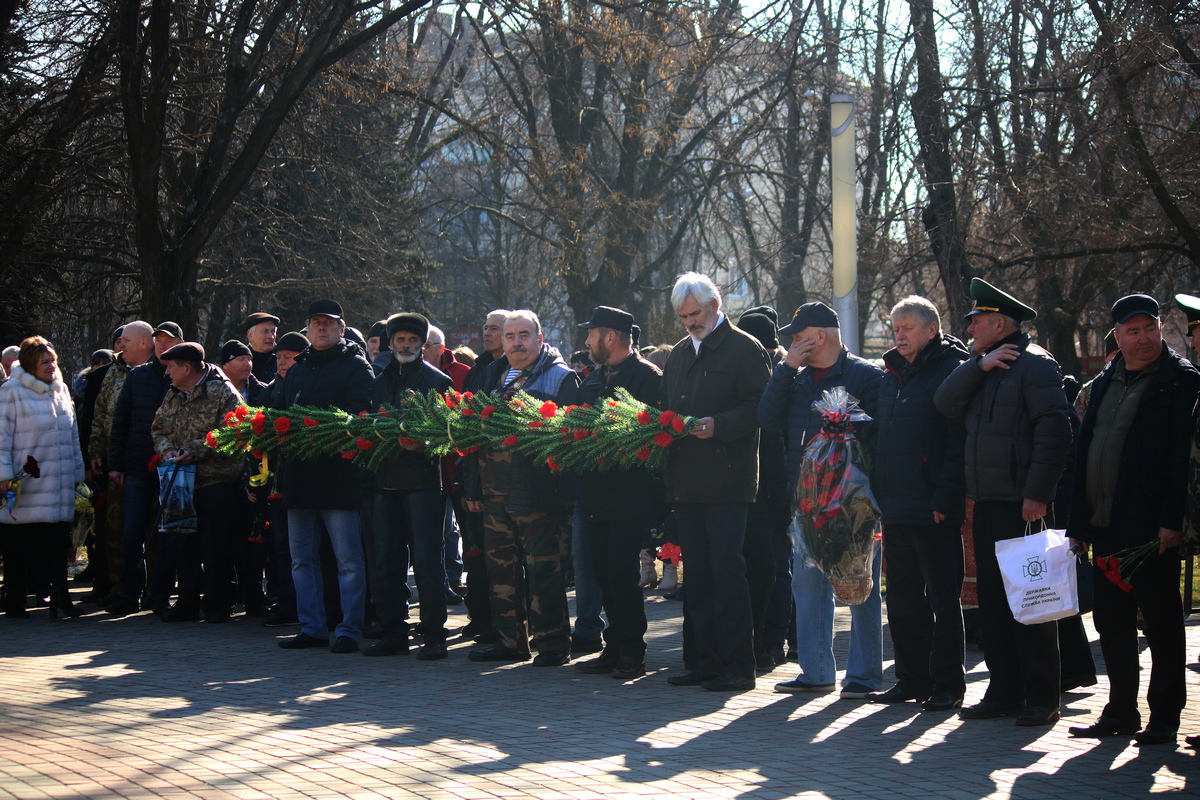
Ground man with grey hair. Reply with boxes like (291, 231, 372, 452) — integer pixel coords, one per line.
(0, 345, 18, 378)
(663, 272, 771, 692)
(869, 296, 970, 710)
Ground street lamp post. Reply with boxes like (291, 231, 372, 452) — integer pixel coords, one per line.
(829, 93, 858, 354)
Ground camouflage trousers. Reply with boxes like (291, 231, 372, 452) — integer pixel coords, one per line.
(482, 496, 570, 655)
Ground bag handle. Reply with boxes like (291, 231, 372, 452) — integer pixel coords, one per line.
(156, 461, 181, 531)
(1023, 518, 1048, 536)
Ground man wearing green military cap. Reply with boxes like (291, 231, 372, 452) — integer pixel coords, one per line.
(935, 277, 1073, 727)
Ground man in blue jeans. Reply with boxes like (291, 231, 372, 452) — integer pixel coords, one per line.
(272, 299, 374, 654)
(757, 302, 885, 699)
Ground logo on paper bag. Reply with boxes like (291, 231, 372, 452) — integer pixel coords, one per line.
(1022, 557, 1047, 581)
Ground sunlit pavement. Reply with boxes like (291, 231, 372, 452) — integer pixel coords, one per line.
(0, 588, 1195, 799)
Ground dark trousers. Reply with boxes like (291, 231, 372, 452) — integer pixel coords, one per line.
(268, 498, 296, 614)
(482, 497, 570, 655)
(232, 493, 265, 610)
(674, 502, 755, 680)
(372, 488, 448, 642)
(118, 470, 161, 603)
(177, 482, 239, 614)
(462, 507, 492, 628)
(1, 522, 70, 612)
(973, 501, 1060, 708)
(586, 517, 649, 659)
(1092, 550, 1185, 728)
(763, 517, 794, 648)
(882, 522, 966, 696)
(745, 499, 789, 650)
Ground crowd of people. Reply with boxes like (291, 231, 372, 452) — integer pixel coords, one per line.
(1, 273, 1199, 747)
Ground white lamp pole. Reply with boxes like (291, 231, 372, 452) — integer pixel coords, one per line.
(829, 93, 859, 354)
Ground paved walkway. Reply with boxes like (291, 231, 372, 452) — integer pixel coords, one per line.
(0, 589, 1196, 799)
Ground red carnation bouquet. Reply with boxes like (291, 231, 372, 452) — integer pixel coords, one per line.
(794, 387, 880, 604)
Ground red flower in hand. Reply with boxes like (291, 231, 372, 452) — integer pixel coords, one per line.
(798, 497, 816, 514)
(502, 435, 519, 448)
(274, 416, 291, 434)
(539, 401, 558, 418)
(148, 454, 162, 471)
(637, 409, 652, 425)
(653, 431, 673, 447)
(205, 431, 218, 448)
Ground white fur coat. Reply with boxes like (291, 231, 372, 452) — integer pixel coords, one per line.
(0, 365, 85, 524)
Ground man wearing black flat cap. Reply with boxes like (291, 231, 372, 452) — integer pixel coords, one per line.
(935, 277, 1072, 727)
(365, 312, 455, 659)
(243, 312, 280, 383)
(1066, 294, 1200, 745)
(572, 306, 663, 680)
(272, 299, 374, 654)
(219, 339, 267, 404)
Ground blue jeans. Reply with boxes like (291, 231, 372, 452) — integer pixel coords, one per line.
(372, 489, 447, 641)
(119, 471, 167, 603)
(571, 502, 605, 641)
(288, 508, 366, 641)
(791, 516, 883, 689)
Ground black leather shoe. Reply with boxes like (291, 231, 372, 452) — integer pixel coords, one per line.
(532, 649, 570, 667)
(668, 670, 717, 687)
(869, 685, 928, 704)
(1015, 706, 1060, 727)
(1134, 723, 1178, 746)
(702, 673, 756, 692)
(162, 605, 200, 623)
(960, 701, 1024, 720)
(570, 636, 603, 655)
(203, 612, 229, 624)
(278, 632, 328, 649)
(362, 636, 409, 657)
(611, 656, 646, 680)
(445, 589, 464, 606)
(468, 644, 530, 662)
(460, 619, 490, 638)
(262, 611, 299, 627)
(330, 636, 358, 654)
(473, 629, 502, 644)
(104, 597, 140, 616)
(1069, 717, 1140, 738)
(1061, 674, 1098, 692)
(922, 691, 964, 712)
(575, 648, 620, 674)
(416, 641, 449, 661)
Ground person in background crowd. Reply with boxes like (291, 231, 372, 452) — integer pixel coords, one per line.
(219, 339, 266, 403)
(1, 345, 18, 376)
(271, 300, 373, 653)
(152, 343, 245, 623)
(663, 272, 770, 693)
(869, 296, 970, 711)
(423, 323, 470, 604)
(1179, 292, 1200, 750)
(1074, 329, 1118, 416)
(759, 302, 885, 699)
(453, 346, 476, 367)
(244, 313, 280, 384)
(366, 320, 386, 364)
(464, 310, 580, 666)
(76, 327, 124, 593)
(1067, 295, 1200, 746)
(366, 313, 454, 659)
(573, 305, 663, 681)
(88, 321, 155, 605)
(569, 350, 593, 376)
(72, 349, 113, 403)
(935, 278, 1072, 727)
(0, 337, 86, 618)
(104, 321, 182, 617)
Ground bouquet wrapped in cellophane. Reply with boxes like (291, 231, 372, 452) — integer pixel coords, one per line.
(794, 387, 880, 604)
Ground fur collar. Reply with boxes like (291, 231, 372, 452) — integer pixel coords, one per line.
(11, 364, 66, 396)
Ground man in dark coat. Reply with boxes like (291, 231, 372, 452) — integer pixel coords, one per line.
(244, 312, 280, 384)
(869, 296, 969, 711)
(272, 299, 374, 654)
(758, 302, 885, 698)
(104, 322, 182, 617)
(1066, 295, 1200, 745)
(366, 313, 454, 660)
(662, 272, 770, 692)
(572, 306, 663, 680)
(934, 278, 1073, 727)
(464, 311, 580, 666)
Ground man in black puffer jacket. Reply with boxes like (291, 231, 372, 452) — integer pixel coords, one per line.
(272, 299, 374, 654)
(870, 297, 969, 712)
(934, 279, 1072, 727)
(366, 313, 454, 660)
(104, 322, 182, 617)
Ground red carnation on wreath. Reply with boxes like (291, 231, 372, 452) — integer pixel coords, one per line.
(250, 411, 267, 435)
(635, 446, 652, 461)
(528, 420, 543, 428)
(573, 429, 591, 440)
(658, 410, 676, 426)
(502, 435, 520, 448)
(637, 409, 652, 425)
(274, 416, 291, 434)
(481, 405, 495, 419)
(205, 431, 218, 448)
(547, 456, 561, 472)
(358, 410, 369, 418)
(225, 411, 238, 427)
(461, 408, 475, 417)
(234, 405, 251, 421)
(356, 437, 374, 451)
(671, 415, 686, 434)
(540, 401, 558, 418)
(340, 451, 356, 460)
(303, 416, 319, 428)
(653, 431, 673, 447)
(251, 449, 263, 459)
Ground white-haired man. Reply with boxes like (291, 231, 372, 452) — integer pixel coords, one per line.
(662, 272, 771, 692)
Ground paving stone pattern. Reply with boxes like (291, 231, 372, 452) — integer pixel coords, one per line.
(0, 591, 1196, 799)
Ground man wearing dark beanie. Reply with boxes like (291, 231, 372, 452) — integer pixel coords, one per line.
(366, 312, 455, 659)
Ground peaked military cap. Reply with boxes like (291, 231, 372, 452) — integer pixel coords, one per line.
(966, 278, 1036, 322)
(1175, 293, 1200, 333)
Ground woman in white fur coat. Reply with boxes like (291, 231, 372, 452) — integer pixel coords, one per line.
(0, 337, 86, 618)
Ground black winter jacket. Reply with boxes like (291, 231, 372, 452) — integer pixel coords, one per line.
(578, 353, 664, 522)
(662, 319, 770, 504)
(371, 357, 453, 492)
(757, 346, 884, 497)
(933, 332, 1072, 504)
(109, 358, 172, 476)
(874, 334, 969, 526)
(1066, 343, 1200, 553)
(272, 340, 374, 509)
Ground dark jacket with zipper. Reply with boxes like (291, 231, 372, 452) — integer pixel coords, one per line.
(271, 339, 374, 509)
(934, 332, 1072, 504)
(578, 352, 664, 522)
(662, 318, 771, 504)
(109, 357, 172, 476)
(371, 357, 453, 493)
(1066, 343, 1200, 553)
(874, 334, 969, 526)
(757, 345, 884, 496)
